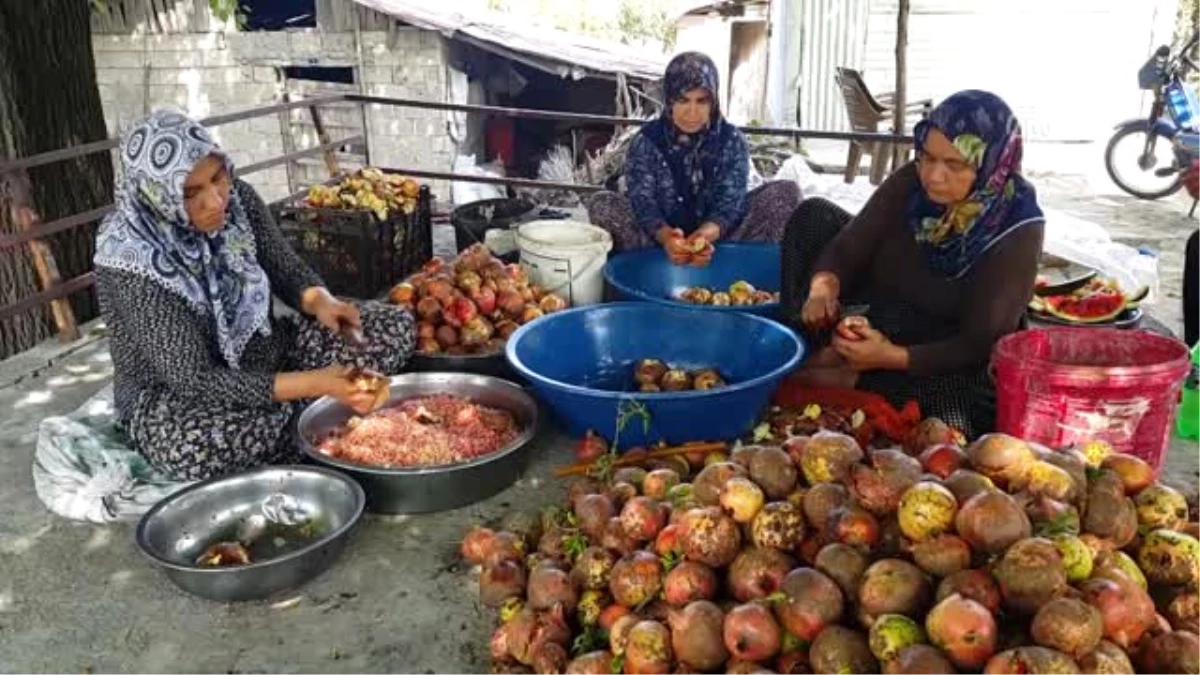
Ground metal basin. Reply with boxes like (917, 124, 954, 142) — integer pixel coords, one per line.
(135, 465, 365, 602)
(297, 372, 540, 514)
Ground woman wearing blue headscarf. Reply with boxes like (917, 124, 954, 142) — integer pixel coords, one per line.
(95, 109, 416, 481)
(781, 90, 1045, 436)
(588, 52, 799, 262)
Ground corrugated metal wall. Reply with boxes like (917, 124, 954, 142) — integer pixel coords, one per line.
(793, 0, 870, 132)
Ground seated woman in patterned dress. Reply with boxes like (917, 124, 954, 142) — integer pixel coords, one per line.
(780, 91, 1045, 437)
(94, 109, 416, 481)
(587, 51, 799, 262)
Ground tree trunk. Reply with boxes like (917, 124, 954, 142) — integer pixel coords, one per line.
(891, 0, 910, 170)
(0, 1, 113, 359)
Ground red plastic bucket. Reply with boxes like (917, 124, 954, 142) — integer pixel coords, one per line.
(993, 328, 1190, 472)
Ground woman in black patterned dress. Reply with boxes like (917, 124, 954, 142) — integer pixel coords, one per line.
(94, 109, 415, 481)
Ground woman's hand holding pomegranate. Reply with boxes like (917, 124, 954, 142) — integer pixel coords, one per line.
(832, 316, 910, 372)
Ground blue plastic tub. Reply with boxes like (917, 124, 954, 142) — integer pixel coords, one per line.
(505, 302, 805, 447)
(602, 242, 782, 318)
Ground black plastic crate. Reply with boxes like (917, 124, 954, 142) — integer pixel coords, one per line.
(274, 185, 433, 299)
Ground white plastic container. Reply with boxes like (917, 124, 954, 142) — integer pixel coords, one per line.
(516, 220, 613, 306)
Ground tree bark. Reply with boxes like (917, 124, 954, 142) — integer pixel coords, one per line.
(0, 1, 113, 359)
(891, 0, 910, 170)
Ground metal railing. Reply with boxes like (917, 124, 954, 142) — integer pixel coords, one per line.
(0, 92, 914, 341)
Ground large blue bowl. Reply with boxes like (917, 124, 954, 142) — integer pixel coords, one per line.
(505, 303, 805, 447)
(603, 242, 782, 318)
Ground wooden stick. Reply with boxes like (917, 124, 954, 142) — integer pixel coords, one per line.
(553, 441, 728, 478)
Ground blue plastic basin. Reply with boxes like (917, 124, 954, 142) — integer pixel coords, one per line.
(505, 302, 805, 447)
(602, 242, 782, 318)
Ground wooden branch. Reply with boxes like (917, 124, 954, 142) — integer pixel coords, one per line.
(553, 441, 728, 478)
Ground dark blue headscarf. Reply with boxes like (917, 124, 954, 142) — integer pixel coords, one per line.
(639, 52, 743, 232)
(907, 90, 1044, 279)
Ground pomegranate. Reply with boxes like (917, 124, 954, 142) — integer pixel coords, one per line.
(1030, 598, 1103, 659)
(774, 567, 845, 641)
(521, 305, 545, 323)
(654, 524, 683, 558)
(776, 649, 811, 674)
(1100, 454, 1154, 495)
(571, 547, 617, 591)
(943, 469, 995, 505)
(481, 559, 528, 607)
(1134, 483, 1189, 532)
(983, 647, 1079, 674)
(936, 570, 1002, 615)
(460, 316, 495, 346)
(435, 323, 460, 348)
(749, 446, 799, 499)
(1137, 630, 1200, 674)
(814, 543, 870, 599)
(576, 589, 607, 628)
(609, 551, 663, 608)
(1138, 528, 1200, 588)
(492, 624, 514, 663)
(624, 621, 673, 674)
(471, 285, 498, 316)
(904, 416, 961, 455)
(506, 605, 571, 667)
(600, 517, 638, 556)
(965, 433, 1035, 487)
(910, 534, 971, 577)
(643, 469, 681, 501)
(994, 537, 1068, 615)
(955, 490, 1031, 555)
(848, 449, 923, 516)
(663, 561, 719, 607)
(620, 497, 667, 542)
(606, 483, 638, 509)
(728, 548, 796, 602)
(565, 651, 614, 674)
(867, 614, 926, 663)
(668, 600, 729, 671)
(797, 486, 845, 535)
(729, 444, 759, 469)
(575, 494, 617, 541)
(799, 431, 864, 484)
(568, 478, 603, 510)
(825, 505, 879, 550)
(724, 602, 783, 662)
(539, 293, 568, 314)
(1081, 576, 1157, 650)
(751, 501, 807, 551)
(1077, 640, 1134, 675)
(857, 559, 932, 626)
(1091, 550, 1146, 589)
(1166, 591, 1199, 633)
(926, 594, 998, 670)
(598, 604, 630, 632)
(462, 526, 497, 565)
(883, 644, 956, 674)
(782, 435, 808, 466)
(532, 641, 568, 674)
(681, 507, 742, 568)
(608, 614, 639, 657)
(496, 319, 521, 339)
(919, 443, 965, 479)
(720, 477, 767, 524)
(527, 565, 578, 613)
(693, 462, 749, 506)
(576, 430, 608, 463)
(808, 626, 878, 674)
(897, 481, 958, 542)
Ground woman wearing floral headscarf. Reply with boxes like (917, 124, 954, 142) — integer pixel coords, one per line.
(781, 90, 1045, 436)
(95, 109, 415, 481)
(588, 52, 799, 262)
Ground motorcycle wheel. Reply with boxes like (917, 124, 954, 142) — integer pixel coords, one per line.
(1104, 125, 1184, 200)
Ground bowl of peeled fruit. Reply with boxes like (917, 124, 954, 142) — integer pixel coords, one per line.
(602, 242, 782, 318)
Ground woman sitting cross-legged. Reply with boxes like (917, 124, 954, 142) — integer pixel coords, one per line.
(587, 51, 799, 264)
(94, 109, 416, 481)
(781, 90, 1046, 437)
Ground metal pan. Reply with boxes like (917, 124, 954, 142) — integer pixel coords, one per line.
(296, 372, 540, 514)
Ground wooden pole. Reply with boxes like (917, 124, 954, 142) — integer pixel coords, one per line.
(891, 0, 910, 171)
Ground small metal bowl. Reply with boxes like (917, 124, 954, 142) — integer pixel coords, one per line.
(297, 372, 540, 514)
(135, 465, 365, 602)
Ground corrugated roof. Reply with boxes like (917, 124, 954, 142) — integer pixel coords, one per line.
(350, 0, 668, 81)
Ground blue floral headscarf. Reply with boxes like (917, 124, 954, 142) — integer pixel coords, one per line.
(907, 90, 1044, 279)
(640, 52, 741, 231)
(95, 109, 271, 368)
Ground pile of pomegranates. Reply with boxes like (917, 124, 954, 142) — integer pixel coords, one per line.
(678, 281, 779, 307)
(462, 426, 1199, 674)
(634, 359, 727, 393)
(387, 244, 567, 356)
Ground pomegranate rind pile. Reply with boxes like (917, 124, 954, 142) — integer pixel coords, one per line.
(462, 428, 1200, 674)
(387, 244, 567, 357)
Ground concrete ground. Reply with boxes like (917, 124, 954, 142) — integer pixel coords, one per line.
(0, 143, 1197, 673)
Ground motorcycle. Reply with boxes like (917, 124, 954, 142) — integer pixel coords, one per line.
(1104, 33, 1199, 200)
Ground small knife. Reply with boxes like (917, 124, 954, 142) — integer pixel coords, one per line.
(841, 304, 871, 318)
(1033, 270, 1097, 298)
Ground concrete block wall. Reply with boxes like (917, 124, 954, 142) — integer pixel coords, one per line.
(92, 28, 451, 203)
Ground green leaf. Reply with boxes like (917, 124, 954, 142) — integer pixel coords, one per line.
(572, 624, 606, 656)
(752, 422, 774, 442)
(611, 654, 625, 673)
(660, 550, 681, 572)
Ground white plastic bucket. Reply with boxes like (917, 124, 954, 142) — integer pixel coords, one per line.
(516, 220, 613, 306)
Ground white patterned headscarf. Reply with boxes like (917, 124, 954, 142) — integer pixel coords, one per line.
(95, 109, 272, 368)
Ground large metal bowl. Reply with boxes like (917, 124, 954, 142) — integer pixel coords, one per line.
(135, 465, 365, 602)
(297, 372, 540, 514)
